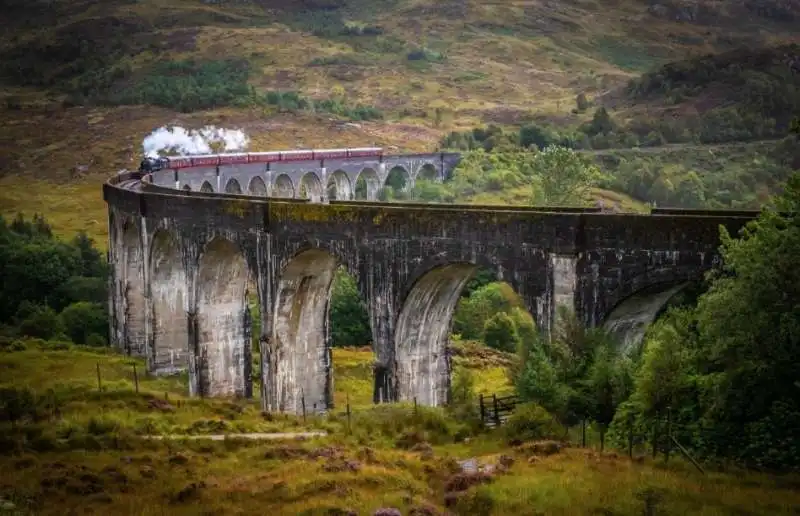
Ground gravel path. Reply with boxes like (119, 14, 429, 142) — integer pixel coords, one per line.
(141, 432, 328, 441)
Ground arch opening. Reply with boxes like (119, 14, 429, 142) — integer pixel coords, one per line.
(196, 237, 251, 397)
(225, 178, 242, 194)
(299, 172, 324, 202)
(271, 249, 340, 413)
(150, 230, 189, 374)
(602, 282, 692, 356)
(273, 174, 294, 198)
(418, 163, 439, 182)
(200, 181, 214, 193)
(354, 168, 381, 200)
(248, 176, 267, 196)
(381, 166, 410, 201)
(182, 184, 191, 191)
(326, 170, 353, 201)
(328, 266, 373, 407)
(396, 264, 536, 406)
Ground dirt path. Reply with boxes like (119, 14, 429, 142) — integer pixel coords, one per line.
(141, 432, 328, 441)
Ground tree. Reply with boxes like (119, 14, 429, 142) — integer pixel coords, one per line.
(530, 146, 605, 205)
(583, 341, 633, 451)
(483, 312, 519, 352)
(453, 282, 522, 340)
(691, 172, 800, 465)
(329, 268, 371, 347)
(60, 302, 108, 345)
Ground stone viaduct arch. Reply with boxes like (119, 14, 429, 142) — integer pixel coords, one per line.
(106, 165, 758, 414)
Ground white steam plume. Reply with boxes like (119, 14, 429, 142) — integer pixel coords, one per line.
(142, 125, 250, 158)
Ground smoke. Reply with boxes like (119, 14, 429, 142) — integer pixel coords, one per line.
(142, 125, 250, 158)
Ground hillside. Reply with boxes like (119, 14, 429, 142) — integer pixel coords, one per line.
(0, 0, 798, 243)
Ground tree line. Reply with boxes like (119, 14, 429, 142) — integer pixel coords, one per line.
(0, 215, 108, 348)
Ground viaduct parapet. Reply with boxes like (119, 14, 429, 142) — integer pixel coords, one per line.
(105, 153, 759, 414)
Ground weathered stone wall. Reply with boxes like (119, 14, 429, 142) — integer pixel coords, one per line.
(104, 178, 758, 413)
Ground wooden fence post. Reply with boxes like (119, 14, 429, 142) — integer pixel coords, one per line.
(133, 363, 139, 394)
(492, 394, 500, 427)
(346, 393, 352, 434)
(96, 362, 102, 392)
(301, 389, 307, 423)
(479, 394, 485, 426)
(582, 418, 587, 448)
(628, 415, 634, 459)
(665, 409, 672, 464)
(413, 397, 417, 416)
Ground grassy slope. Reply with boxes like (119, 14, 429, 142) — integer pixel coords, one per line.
(2, 344, 800, 515)
(0, 0, 798, 244)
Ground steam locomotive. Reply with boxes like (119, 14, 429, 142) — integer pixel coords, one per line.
(138, 147, 384, 174)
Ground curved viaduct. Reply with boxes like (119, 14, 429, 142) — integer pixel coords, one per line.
(105, 151, 759, 414)
(151, 152, 463, 201)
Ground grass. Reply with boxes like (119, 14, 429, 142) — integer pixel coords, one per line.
(2, 344, 800, 514)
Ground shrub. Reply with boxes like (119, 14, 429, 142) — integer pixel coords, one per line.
(502, 402, 564, 443)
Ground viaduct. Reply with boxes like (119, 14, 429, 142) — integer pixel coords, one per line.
(104, 150, 759, 414)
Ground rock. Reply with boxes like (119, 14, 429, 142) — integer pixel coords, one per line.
(373, 509, 402, 516)
(498, 455, 515, 468)
(409, 504, 439, 516)
(148, 398, 176, 412)
(444, 472, 493, 494)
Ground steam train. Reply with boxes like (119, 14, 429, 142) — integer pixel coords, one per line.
(138, 147, 384, 174)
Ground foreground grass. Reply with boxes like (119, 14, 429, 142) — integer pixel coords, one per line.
(2, 344, 800, 514)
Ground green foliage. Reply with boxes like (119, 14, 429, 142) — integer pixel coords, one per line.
(453, 282, 522, 340)
(514, 308, 629, 428)
(60, 302, 109, 346)
(502, 402, 564, 443)
(110, 58, 251, 113)
(628, 44, 800, 139)
(329, 268, 371, 347)
(0, 214, 109, 346)
(483, 312, 519, 352)
(530, 146, 606, 205)
(18, 305, 65, 341)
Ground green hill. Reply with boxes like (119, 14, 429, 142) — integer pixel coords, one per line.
(0, 0, 798, 243)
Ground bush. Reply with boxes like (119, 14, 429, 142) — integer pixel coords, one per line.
(60, 302, 108, 345)
(502, 402, 564, 444)
(19, 305, 64, 340)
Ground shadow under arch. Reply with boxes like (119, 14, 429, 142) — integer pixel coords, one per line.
(196, 237, 251, 397)
(225, 178, 242, 194)
(417, 163, 438, 181)
(270, 248, 341, 414)
(149, 229, 189, 374)
(248, 176, 267, 196)
(394, 262, 481, 406)
(384, 165, 410, 198)
(121, 220, 146, 357)
(273, 174, 294, 198)
(200, 181, 214, 193)
(326, 169, 352, 200)
(601, 281, 694, 355)
(355, 167, 381, 200)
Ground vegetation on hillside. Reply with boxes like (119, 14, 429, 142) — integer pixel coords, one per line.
(0, 215, 108, 346)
